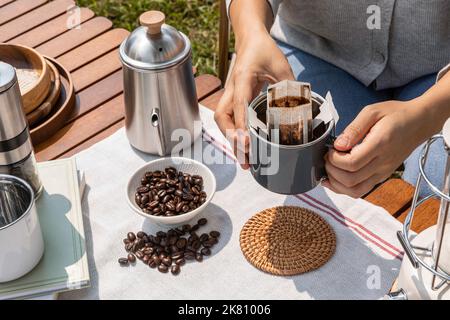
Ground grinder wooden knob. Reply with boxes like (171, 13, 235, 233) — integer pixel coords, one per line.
(140, 11, 166, 35)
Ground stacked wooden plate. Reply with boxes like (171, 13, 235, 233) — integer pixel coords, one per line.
(0, 44, 75, 145)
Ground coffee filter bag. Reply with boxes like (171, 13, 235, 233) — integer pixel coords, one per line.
(267, 80, 312, 145)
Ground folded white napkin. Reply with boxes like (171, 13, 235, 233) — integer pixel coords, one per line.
(60, 106, 403, 300)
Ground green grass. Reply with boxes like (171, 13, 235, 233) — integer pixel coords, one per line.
(76, 0, 220, 76)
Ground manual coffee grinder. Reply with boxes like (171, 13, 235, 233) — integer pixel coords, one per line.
(387, 118, 450, 300)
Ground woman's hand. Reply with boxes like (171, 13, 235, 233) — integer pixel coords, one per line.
(323, 99, 432, 198)
(214, 32, 294, 169)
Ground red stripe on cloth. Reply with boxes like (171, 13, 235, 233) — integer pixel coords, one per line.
(296, 194, 403, 261)
(302, 193, 403, 255)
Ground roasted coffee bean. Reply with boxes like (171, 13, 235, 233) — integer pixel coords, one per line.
(191, 186, 200, 195)
(128, 253, 136, 263)
(175, 202, 184, 212)
(167, 229, 177, 237)
(140, 195, 149, 205)
(175, 258, 186, 266)
(135, 251, 144, 259)
(168, 236, 178, 246)
(162, 195, 171, 204)
(125, 243, 133, 251)
(143, 208, 152, 214)
(201, 248, 211, 256)
(149, 200, 159, 209)
(123, 238, 130, 245)
(182, 224, 191, 232)
(175, 189, 184, 197)
(156, 231, 166, 238)
(171, 252, 184, 260)
(153, 207, 161, 214)
(176, 238, 187, 249)
(143, 255, 150, 264)
(149, 260, 157, 268)
(162, 257, 172, 267)
(199, 233, 209, 242)
(158, 264, 169, 273)
(197, 218, 208, 226)
(171, 264, 181, 275)
(184, 251, 195, 260)
(210, 231, 221, 238)
(127, 232, 136, 242)
(157, 189, 166, 198)
(175, 228, 184, 236)
(166, 202, 176, 211)
(143, 247, 154, 255)
(153, 256, 161, 265)
(182, 193, 194, 201)
(137, 186, 150, 194)
(135, 195, 142, 206)
(137, 231, 147, 239)
(191, 224, 200, 232)
(195, 253, 203, 262)
(118, 258, 129, 266)
(182, 205, 190, 213)
(192, 240, 201, 250)
(168, 189, 176, 196)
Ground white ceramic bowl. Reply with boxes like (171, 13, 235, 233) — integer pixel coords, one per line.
(126, 157, 216, 226)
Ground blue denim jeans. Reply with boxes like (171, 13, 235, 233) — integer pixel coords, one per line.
(278, 41, 447, 194)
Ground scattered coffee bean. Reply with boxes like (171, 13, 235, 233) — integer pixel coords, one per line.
(158, 265, 169, 273)
(171, 265, 181, 275)
(128, 253, 136, 263)
(210, 231, 221, 238)
(127, 232, 136, 242)
(119, 218, 220, 275)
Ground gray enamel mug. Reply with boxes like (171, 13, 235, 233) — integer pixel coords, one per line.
(0, 174, 44, 283)
(248, 92, 335, 195)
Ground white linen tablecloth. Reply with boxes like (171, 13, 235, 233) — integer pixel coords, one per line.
(60, 106, 403, 300)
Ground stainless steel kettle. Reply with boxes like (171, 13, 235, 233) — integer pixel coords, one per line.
(119, 10, 201, 156)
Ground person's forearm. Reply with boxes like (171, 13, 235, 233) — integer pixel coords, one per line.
(229, 0, 274, 53)
(416, 71, 450, 136)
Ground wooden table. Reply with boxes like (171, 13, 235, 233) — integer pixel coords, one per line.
(1, 0, 439, 234)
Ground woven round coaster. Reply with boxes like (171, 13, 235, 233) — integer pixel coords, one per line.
(240, 206, 336, 276)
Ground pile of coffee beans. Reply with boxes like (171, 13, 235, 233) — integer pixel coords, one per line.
(135, 167, 207, 217)
(118, 218, 220, 275)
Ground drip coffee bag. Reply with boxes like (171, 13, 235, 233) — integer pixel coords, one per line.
(266, 81, 313, 145)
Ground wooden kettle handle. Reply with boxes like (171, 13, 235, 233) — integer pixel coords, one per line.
(140, 11, 165, 35)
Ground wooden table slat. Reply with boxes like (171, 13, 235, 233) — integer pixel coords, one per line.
(0, 0, 74, 42)
(8, 7, 95, 48)
(35, 74, 223, 161)
(60, 120, 126, 159)
(0, 0, 47, 25)
(397, 198, 440, 233)
(200, 88, 223, 111)
(71, 49, 122, 92)
(35, 16, 112, 58)
(58, 28, 129, 72)
(363, 179, 415, 216)
(35, 95, 125, 161)
(68, 70, 123, 123)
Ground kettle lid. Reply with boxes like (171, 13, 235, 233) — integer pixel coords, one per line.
(0, 62, 17, 93)
(119, 11, 191, 70)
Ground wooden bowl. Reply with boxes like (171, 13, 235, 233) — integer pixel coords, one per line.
(30, 57, 75, 146)
(27, 59, 62, 127)
(0, 44, 51, 114)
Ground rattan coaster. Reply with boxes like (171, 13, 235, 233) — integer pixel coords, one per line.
(240, 206, 336, 276)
